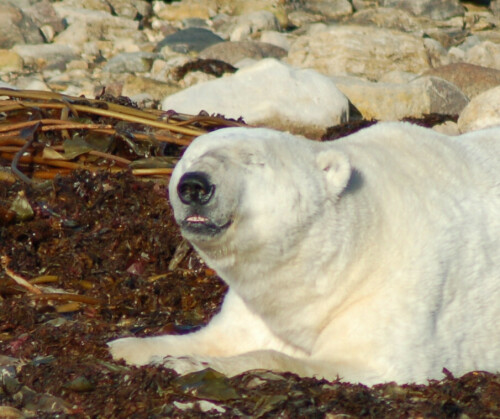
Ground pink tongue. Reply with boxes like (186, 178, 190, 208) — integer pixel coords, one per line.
(186, 215, 209, 223)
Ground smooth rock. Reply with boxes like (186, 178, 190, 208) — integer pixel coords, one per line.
(259, 31, 294, 51)
(122, 75, 180, 101)
(200, 41, 286, 66)
(380, 0, 464, 20)
(103, 52, 157, 73)
(464, 41, 500, 71)
(378, 70, 418, 84)
(492, 0, 500, 17)
(0, 2, 44, 48)
(287, 25, 430, 80)
(23, 0, 66, 38)
(55, 0, 112, 13)
(301, 0, 353, 20)
(348, 7, 422, 33)
(0, 50, 23, 72)
(334, 75, 468, 121)
(229, 11, 280, 42)
(155, 0, 217, 21)
(423, 37, 449, 68)
(422, 63, 500, 98)
(106, 0, 152, 20)
(53, 4, 145, 54)
(12, 44, 78, 71)
(161, 59, 349, 138)
(287, 10, 324, 27)
(217, 0, 289, 27)
(458, 85, 500, 133)
(156, 28, 224, 53)
(52, 4, 139, 28)
(11, 75, 50, 91)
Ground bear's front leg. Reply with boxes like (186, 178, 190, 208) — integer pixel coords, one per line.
(158, 349, 336, 380)
(108, 290, 302, 366)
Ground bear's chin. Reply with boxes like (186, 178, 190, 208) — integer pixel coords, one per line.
(180, 218, 232, 240)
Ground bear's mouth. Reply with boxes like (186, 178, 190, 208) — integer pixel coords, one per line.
(181, 214, 232, 237)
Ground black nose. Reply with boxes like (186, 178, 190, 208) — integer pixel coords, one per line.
(177, 171, 215, 205)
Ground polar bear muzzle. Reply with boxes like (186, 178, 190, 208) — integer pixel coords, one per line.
(177, 171, 215, 205)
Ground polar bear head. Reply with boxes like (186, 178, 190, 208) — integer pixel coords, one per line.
(168, 127, 352, 273)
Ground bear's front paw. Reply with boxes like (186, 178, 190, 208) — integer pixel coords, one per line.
(108, 337, 156, 366)
(157, 355, 212, 376)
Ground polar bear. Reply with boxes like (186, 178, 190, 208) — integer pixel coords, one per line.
(109, 122, 500, 385)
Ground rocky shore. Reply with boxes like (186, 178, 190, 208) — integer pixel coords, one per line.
(1, 0, 500, 137)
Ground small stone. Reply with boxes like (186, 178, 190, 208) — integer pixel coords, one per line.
(106, 0, 152, 20)
(56, 0, 112, 14)
(458, 85, 500, 133)
(229, 10, 280, 42)
(0, 406, 24, 418)
(0, 50, 23, 73)
(464, 41, 500, 71)
(423, 38, 449, 68)
(259, 31, 294, 51)
(348, 7, 422, 33)
(217, 0, 289, 27)
(492, 0, 500, 17)
(12, 44, 78, 71)
(302, 0, 354, 20)
(0, 2, 44, 48)
(122, 74, 180, 101)
(103, 52, 157, 73)
(155, 0, 217, 21)
(200, 41, 286, 66)
(380, 0, 464, 20)
(156, 28, 224, 54)
(11, 76, 51, 91)
(379, 70, 418, 84)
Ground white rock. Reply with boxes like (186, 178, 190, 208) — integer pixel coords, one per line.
(161, 59, 349, 138)
(381, 0, 464, 20)
(287, 25, 430, 80)
(12, 44, 78, 70)
(378, 70, 418, 84)
(458, 86, 500, 133)
(423, 38, 449, 68)
(465, 41, 500, 71)
(333, 75, 468, 120)
(229, 10, 280, 42)
(52, 4, 138, 28)
(302, 0, 353, 20)
(259, 31, 293, 51)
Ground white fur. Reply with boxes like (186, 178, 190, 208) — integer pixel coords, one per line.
(109, 122, 500, 385)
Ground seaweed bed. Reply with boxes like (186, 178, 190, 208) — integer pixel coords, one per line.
(0, 93, 498, 417)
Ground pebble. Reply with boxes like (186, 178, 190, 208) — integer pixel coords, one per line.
(381, 0, 464, 20)
(228, 10, 280, 42)
(200, 41, 287, 66)
(156, 27, 224, 53)
(103, 52, 157, 73)
(0, 0, 498, 136)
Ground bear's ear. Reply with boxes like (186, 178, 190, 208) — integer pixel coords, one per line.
(316, 149, 351, 195)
